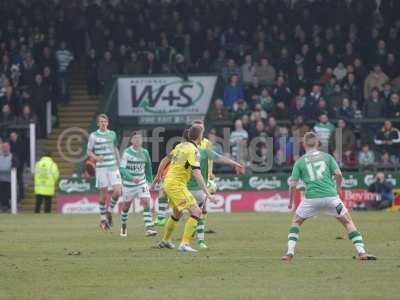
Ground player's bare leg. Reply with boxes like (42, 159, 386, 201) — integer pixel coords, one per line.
(120, 200, 131, 237)
(282, 215, 305, 261)
(179, 204, 202, 252)
(141, 197, 157, 236)
(99, 188, 111, 231)
(159, 208, 182, 249)
(106, 184, 122, 227)
(336, 212, 377, 260)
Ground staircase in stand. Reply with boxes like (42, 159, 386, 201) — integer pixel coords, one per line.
(21, 66, 98, 212)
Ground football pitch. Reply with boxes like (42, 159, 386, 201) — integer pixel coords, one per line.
(0, 212, 399, 300)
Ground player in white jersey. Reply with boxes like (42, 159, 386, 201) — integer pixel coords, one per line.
(119, 131, 157, 237)
(87, 114, 122, 231)
(282, 132, 376, 261)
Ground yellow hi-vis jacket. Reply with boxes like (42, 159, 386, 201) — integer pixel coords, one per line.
(34, 156, 60, 196)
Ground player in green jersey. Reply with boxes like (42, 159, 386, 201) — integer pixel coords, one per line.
(282, 132, 376, 261)
(87, 114, 122, 231)
(119, 131, 157, 237)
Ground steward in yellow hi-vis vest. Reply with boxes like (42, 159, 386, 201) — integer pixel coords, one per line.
(34, 155, 59, 213)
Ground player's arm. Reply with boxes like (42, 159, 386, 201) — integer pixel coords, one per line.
(112, 132, 121, 164)
(152, 155, 171, 186)
(288, 160, 301, 210)
(144, 150, 154, 183)
(288, 179, 298, 210)
(189, 148, 216, 202)
(208, 149, 245, 174)
(330, 155, 343, 196)
(334, 169, 343, 196)
(192, 168, 214, 201)
(87, 134, 103, 162)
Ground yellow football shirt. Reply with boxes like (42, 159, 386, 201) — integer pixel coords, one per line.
(164, 141, 200, 187)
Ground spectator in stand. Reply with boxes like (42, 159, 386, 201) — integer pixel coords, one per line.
(0, 104, 16, 125)
(241, 54, 254, 85)
(0, 141, 18, 212)
(31, 74, 48, 138)
(367, 172, 394, 210)
(18, 104, 38, 125)
(291, 115, 310, 149)
(124, 52, 144, 75)
(379, 151, 393, 168)
(330, 119, 356, 166)
(1, 86, 21, 115)
(275, 125, 294, 167)
(230, 119, 248, 162)
(374, 121, 400, 162)
(336, 98, 354, 121)
(232, 99, 249, 121)
(308, 84, 323, 109)
(253, 57, 276, 86)
(290, 66, 309, 92)
(358, 144, 375, 169)
(208, 98, 230, 124)
(384, 53, 399, 79)
(272, 76, 292, 106)
(143, 52, 160, 75)
(265, 116, 279, 139)
(387, 93, 400, 121)
(363, 64, 389, 100)
(155, 38, 176, 72)
(20, 53, 38, 87)
(249, 119, 268, 142)
(313, 113, 335, 152)
(245, 76, 263, 104)
(333, 62, 347, 82)
(313, 98, 331, 119)
(208, 128, 224, 155)
(381, 82, 393, 103)
(342, 72, 362, 108)
(98, 51, 117, 92)
(86, 49, 99, 95)
(222, 59, 240, 83)
(256, 88, 274, 114)
(223, 74, 244, 107)
(55, 41, 74, 104)
(195, 50, 213, 73)
(364, 88, 386, 118)
(9, 131, 26, 202)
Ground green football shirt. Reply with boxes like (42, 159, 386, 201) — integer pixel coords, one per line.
(87, 129, 118, 170)
(187, 148, 219, 191)
(119, 146, 153, 188)
(290, 149, 340, 199)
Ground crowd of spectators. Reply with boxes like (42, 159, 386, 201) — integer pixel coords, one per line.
(2, 0, 400, 173)
(67, 0, 400, 171)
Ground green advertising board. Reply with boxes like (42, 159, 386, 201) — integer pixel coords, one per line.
(57, 172, 400, 195)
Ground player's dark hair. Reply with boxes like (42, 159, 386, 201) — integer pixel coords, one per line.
(188, 125, 203, 141)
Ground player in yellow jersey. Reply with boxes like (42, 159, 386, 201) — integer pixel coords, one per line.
(154, 120, 213, 226)
(157, 126, 217, 252)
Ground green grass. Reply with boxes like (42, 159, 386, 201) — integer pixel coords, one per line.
(0, 212, 399, 300)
